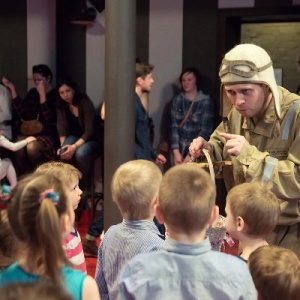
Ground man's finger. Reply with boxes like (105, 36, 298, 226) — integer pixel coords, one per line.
(219, 132, 239, 140)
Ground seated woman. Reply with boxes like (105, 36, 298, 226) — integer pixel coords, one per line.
(56, 77, 99, 197)
(2, 65, 59, 174)
(169, 67, 214, 165)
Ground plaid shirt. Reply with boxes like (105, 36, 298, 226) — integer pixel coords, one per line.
(95, 220, 164, 300)
(13, 88, 59, 160)
(169, 91, 214, 157)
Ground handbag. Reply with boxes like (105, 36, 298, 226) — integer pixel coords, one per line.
(20, 114, 43, 136)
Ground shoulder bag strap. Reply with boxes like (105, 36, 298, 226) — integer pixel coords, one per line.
(178, 98, 195, 129)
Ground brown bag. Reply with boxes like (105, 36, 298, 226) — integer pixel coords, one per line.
(20, 115, 43, 136)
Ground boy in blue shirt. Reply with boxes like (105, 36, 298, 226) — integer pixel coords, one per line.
(95, 159, 164, 300)
(118, 164, 257, 299)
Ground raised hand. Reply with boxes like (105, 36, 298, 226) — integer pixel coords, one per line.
(2, 77, 17, 98)
(35, 80, 47, 103)
(219, 133, 246, 156)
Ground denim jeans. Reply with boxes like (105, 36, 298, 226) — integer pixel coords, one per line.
(62, 135, 100, 191)
(88, 210, 104, 237)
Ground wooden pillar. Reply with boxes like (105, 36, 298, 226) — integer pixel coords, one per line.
(104, 0, 136, 230)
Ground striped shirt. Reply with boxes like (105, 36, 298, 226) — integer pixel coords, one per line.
(63, 227, 87, 274)
(95, 219, 164, 300)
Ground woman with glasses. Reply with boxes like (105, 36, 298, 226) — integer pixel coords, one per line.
(2, 64, 59, 174)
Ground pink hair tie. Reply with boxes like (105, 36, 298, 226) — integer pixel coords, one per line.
(38, 189, 60, 205)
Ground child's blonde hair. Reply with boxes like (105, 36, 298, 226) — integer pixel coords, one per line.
(0, 210, 16, 270)
(226, 182, 280, 238)
(35, 161, 82, 187)
(249, 245, 300, 300)
(0, 282, 73, 300)
(111, 160, 162, 220)
(159, 164, 216, 233)
(7, 173, 70, 286)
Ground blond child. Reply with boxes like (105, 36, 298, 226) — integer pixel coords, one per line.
(95, 159, 164, 300)
(35, 161, 86, 273)
(225, 181, 280, 262)
(118, 164, 256, 299)
(0, 173, 99, 300)
(248, 245, 300, 300)
(0, 132, 35, 186)
(0, 281, 73, 300)
(0, 210, 16, 271)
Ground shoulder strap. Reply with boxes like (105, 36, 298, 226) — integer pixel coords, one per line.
(179, 98, 195, 129)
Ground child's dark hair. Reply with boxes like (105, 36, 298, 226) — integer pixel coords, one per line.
(7, 173, 70, 286)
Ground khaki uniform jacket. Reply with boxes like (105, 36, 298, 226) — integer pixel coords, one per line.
(209, 86, 300, 226)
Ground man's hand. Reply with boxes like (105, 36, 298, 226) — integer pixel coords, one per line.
(219, 133, 246, 156)
(189, 137, 211, 158)
(156, 153, 167, 165)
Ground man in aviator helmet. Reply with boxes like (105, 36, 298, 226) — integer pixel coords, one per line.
(189, 43, 300, 257)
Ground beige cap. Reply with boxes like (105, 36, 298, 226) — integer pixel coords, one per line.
(219, 44, 280, 119)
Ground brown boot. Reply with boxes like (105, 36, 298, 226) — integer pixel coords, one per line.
(82, 238, 98, 258)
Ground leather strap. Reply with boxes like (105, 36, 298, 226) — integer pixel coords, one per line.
(179, 97, 195, 129)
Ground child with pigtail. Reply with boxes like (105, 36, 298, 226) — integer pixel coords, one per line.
(0, 173, 100, 300)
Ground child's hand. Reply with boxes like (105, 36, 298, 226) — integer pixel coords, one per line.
(25, 136, 36, 144)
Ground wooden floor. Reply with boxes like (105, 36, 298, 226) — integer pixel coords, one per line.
(77, 211, 239, 278)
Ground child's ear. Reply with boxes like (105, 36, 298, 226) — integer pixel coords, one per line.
(154, 202, 165, 224)
(149, 196, 158, 215)
(208, 205, 219, 225)
(236, 216, 245, 232)
(60, 213, 72, 237)
(151, 196, 158, 208)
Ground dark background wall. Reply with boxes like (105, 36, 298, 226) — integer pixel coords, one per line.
(1, 1, 300, 125)
(182, 0, 218, 124)
(56, 0, 87, 92)
(136, 0, 149, 62)
(0, 0, 27, 97)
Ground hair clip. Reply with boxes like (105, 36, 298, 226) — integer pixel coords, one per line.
(38, 189, 60, 205)
(0, 184, 12, 202)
